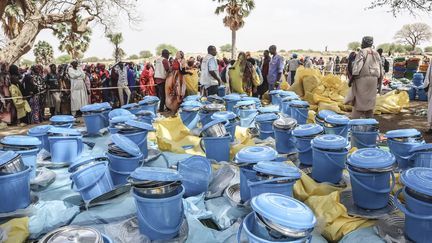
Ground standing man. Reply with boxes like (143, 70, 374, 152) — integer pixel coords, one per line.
(267, 45, 284, 91)
(154, 49, 171, 112)
(257, 50, 271, 98)
(287, 53, 300, 85)
(200, 45, 222, 96)
(345, 36, 383, 119)
(115, 62, 131, 106)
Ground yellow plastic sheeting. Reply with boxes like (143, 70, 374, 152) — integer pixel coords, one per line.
(307, 110, 316, 124)
(0, 217, 29, 243)
(184, 69, 199, 95)
(375, 90, 410, 115)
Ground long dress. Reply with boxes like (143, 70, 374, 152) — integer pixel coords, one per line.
(9, 84, 31, 119)
(165, 59, 186, 112)
(140, 66, 156, 96)
(68, 67, 88, 112)
(0, 72, 13, 124)
(90, 72, 103, 103)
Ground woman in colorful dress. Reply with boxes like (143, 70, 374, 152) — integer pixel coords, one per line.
(165, 51, 186, 113)
(90, 65, 103, 103)
(139, 62, 156, 96)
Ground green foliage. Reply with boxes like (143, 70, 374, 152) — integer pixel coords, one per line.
(347, 42, 361, 51)
(424, 46, 432, 52)
(377, 43, 412, 54)
(128, 54, 139, 60)
(53, 21, 91, 60)
(139, 50, 153, 58)
(56, 54, 72, 64)
(20, 59, 34, 67)
(106, 33, 124, 62)
(82, 56, 100, 63)
(155, 44, 178, 56)
(33, 40, 54, 65)
(220, 44, 232, 52)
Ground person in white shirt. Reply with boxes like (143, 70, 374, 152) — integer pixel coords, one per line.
(114, 62, 131, 106)
(199, 45, 222, 96)
(287, 54, 300, 85)
(68, 61, 88, 116)
(325, 57, 335, 75)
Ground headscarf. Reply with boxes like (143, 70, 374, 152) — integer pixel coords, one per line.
(361, 36, 374, 49)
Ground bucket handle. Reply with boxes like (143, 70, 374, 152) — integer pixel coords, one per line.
(200, 139, 205, 153)
(322, 151, 347, 169)
(297, 145, 312, 154)
(237, 219, 244, 243)
(247, 177, 296, 187)
(72, 169, 107, 192)
(350, 134, 377, 148)
(394, 188, 432, 220)
(349, 169, 396, 194)
(137, 203, 184, 235)
(77, 137, 83, 154)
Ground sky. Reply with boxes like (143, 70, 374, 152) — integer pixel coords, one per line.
(22, 0, 432, 60)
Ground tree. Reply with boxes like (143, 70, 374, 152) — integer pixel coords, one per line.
(424, 46, 432, 52)
(369, 0, 432, 15)
(347, 42, 361, 50)
(56, 54, 72, 64)
(214, 0, 255, 59)
(155, 44, 178, 56)
(139, 50, 153, 58)
(377, 43, 411, 54)
(21, 59, 34, 67)
(220, 44, 232, 52)
(0, 0, 140, 64)
(33, 40, 53, 65)
(128, 54, 139, 60)
(394, 23, 432, 51)
(53, 21, 91, 60)
(106, 33, 124, 62)
(82, 56, 100, 62)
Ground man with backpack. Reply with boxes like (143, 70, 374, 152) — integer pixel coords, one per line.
(377, 48, 390, 74)
(344, 36, 383, 119)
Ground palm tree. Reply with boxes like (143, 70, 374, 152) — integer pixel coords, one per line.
(213, 0, 255, 59)
(106, 33, 124, 62)
(53, 22, 91, 60)
(33, 40, 54, 65)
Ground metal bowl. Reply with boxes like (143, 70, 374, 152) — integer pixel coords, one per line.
(202, 104, 225, 113)
(350, 124, 379, 132)
(237, 104, 256, 110)
(273, 117, 297, 130)
(0, 144, 39, 151)
(324, 122, 346, 128)
(201, 122, 227, 138)
(255, 212, 312, 239)
(388, 135, 423, 143)
(107, 143, 134, 158)
(255, 172, 297, 183)
(133, 181, 182, 198)
(0, 154, 25, 175)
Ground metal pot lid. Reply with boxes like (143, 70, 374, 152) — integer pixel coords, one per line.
(111, 134, 142, 157)
(289, 100, 309, 108)
(279, 91, 298, 98)
(50, 115, 76, 123)
(409, 143, 432, 153)
(28, 125, 53, 135)
(401, 167, 432, 197)
(385, 129, 420, 139)
(43, 226, 102, 243)
(125, 120, 155, 131)
(181, 100, 203, 108)
(211, 111, 237, 121)
(203, 103, 225, 111)
(235, 146, 278, 164)
(293, 124, 323, 137)
(223, 93, 241, 101)
(253, 162, 301, 179)
(258, 106, 279, 114)
(130, 167, 182, 182)
(235, 100, 255, 107)
(207, 95, 224, 102)
(136, 110, 155, 117)
(80, 103, 104, 112)
(48, 127, 81, 136)
(108, 108, 132, 119)
(347, 148, 395, 170)
(349, 119, 378, 126)
(316, 110, 336, 120)
(251, 193, 316, 231)
(0, 151, 18, 166)
(110, 115, 136, 124)
(1, 135, 41, 146)
(100, 102, 112, 109)
(121, 103, 139, 109)
(68, 154, 107, 173)
(311, 134, 348, 150)
(273, 117, 297, 130)
(255, 113, 279, 122)
(139, 96, 160, 105)
(324, 114, 350, 125)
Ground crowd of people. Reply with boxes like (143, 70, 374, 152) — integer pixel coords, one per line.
(0, 40, 387, 127)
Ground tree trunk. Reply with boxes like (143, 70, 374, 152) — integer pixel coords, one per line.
(231, 30, 236, 59)
(0, 18, 41, 64)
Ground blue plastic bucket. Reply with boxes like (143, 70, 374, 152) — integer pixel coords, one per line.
(102, 110, 111, 127)
(178, 156, 212, 197)
(218, 86, 226, 97)
(0, 166, 31, 213)
(408, 87, 417, 101)
(413, 73, 425, 87)
(418, 88, 428, 101)
(274, 127, 297, 154)
(411, 152, 432, 168)
(71, 161, 114, 202)
(109, 167, 131, 186)
(240, 166, 256, 202)
(312, 148, 348, 184)
(107, 152, 143, 172)
(295, 137, 313, 166)
(140, 104, 158, 115)
(200, 135, 231, 162)
(351, 131, 378, 149)
(248, 178, 296, 198)
(16, 148, 39, 179)
(255, 114, 278, 140)
(48, 136, 83, 164)
(83, 113, 106, 136)
(239, 109, 258, 128)
(226, 122, 238, 142)
(133, 186, 185, 241)
(180, 110, 200, 130)
(121, 131, 149, 159)
(199, 111, 216, 127)
(324, 126, 348, 138)
(387, 140, 420, 170)
(27, 125, 52, 152)
(291, 107, 308, 125)
(348, 167, 395, 209)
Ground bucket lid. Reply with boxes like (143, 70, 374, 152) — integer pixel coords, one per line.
(253, 162, 301, 179)
(211, 111, 237, 121)
(130, 167, 182, 182)
(401, 167, 432, 197)
(273, 117, 297, 130)
(136, 110, 156, 118)
(28, 125, 53, 135)
(385, 129, 420, 139)
(223, 93, 241, 101)
(235, 100, 255, 107)
(235, 146, 278, 164)
(125, 120, 155, 131)
(139, 96, 160, 105)
(41, 226, 102, 243)
(111, 134, 141, 157)
(183, 95, 201, 101)
(349, 119, 379, 126)
(1, 135, 41, 146)
(281, 96, 300, 102)
(413, 72, 424, 79)
(100, 102, 112, 109)
(48, 127, 81, 136)
(181, 100, 203, 108)
(241, 97, 260, 103)
(255, 113, 279, 122)
(202, 103, 225, 111)
(312, 134, 348, 150)
(316, 110, 336, 120)
(121, 103, 139, 109)
(293, 124, 323, 137)
(110, 115, 136, 124)
(0, 151, 18, 166)
(279, 91, 298, 98)
(347, 148, 395, 169)
(269, 90, 283, 95)
(50, 115, 75, 123)
(289, 100, 309, 108)
(80, 103, 104, 112)
(68, 154, 107, 173)
(409, 143, 432, 153)
(258, 106, 279, 114)
(324, 114, 350, 125)
(251, 193, 316, 231)
(108, 108, 132, 119)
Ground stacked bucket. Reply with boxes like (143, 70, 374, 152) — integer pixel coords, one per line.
(179, 100, 202, 129)
(138, 96, 160, 114)
(211, 111, 239, 142)
(293, 124, 324, 166)
(255, 113, 279, 139)
(385, 129, 424, 170)
(80, 103, 111, 136)
(47, 127, 83, 164)
(117, 120, 154, 159)
(273, 117, 298, 155)
(199, 119, 231, 162)
(409, 73, 427, 101)
(235, 100, 258, 128)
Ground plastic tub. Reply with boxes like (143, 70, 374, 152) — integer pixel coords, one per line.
(200, 135, 231, 162)
(0, 166, 31, 213)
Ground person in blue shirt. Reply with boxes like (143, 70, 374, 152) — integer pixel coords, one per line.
(127, 62, 136, 102)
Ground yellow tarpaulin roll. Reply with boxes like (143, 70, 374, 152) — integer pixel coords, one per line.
(0, 217, 29, 243)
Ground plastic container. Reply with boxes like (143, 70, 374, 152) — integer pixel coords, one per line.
(121, 103, 141, 115)
(27, 125, 53, 152)
(81, 103, 107, 135)
(273, 117, 298, 154)
(269, 90, 283, 106)
(107, 134, 144, 173)
(119, 120, 154, 158)
(211, 111, 239, 142)
(138, 96, 160, 114)
(349, 119, 379, 149)
(200, 135, 231, 162)
(386, 129, 424, 169)
(315, 110, 336, 127)
(280, 96, 299, 117)
(293, 124, 324, 166)
(178, 156, 212, 197)
(218, 85, 226, 97)
(324, 115, 350, 138)
(255, 113, 279, 140)
(0, 166, 31, 213)
(418, 88, 428, 101)
(48, 128, 83, 164)
(50, 115, 75, 128)
(290, 100, 309, 125)
(223, 93, 242, 112)
(409, 144, 432, 168)
(109, 167, 131, 186)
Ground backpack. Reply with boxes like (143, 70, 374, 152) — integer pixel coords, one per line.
(384, 59, 390, 73)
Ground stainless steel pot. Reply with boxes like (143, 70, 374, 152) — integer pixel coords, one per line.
(107, 143, 134, 158)
(273, 117, 297, 130)
(255, 172, 296, 184)
(324, 122, 346, 128)
(201, 104, 225, 113)
(201, 121, 228, 137)
(350, 124, 379, 132)
(0, 144, 39, 151)
(39, 226, 104, 243)
(128, 178, 182, 197)
(236, 104, 256, 110)
(255, 212, 312, 239)
(388, 135, 423, 143)
(0, 154, 25, 175)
